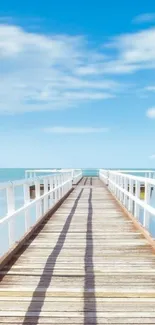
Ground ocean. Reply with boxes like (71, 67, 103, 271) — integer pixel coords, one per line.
(0, 168, 155, 183)
(0, 168, 155, 258)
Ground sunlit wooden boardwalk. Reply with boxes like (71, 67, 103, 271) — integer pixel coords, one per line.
(1, 177, 155, 324)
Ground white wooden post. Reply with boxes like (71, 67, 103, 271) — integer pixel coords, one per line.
(123, 177, 128, 208)
(58, 175, 61, 200)
(54, 175, 58, 203)
(44, 178, 48, 213)
(35, 179, 41, 220)
(128, 178, 133, 213)
(109, 174, 112, 191)
(113, 174, 115, 193)
(135, 180, 140, 219)
(144, 181, 150, 228)
(121, 176, 124, 201)
(6, 183, 15, 246)
(60, 174, 63, 198)
(119, 176, 121, 200)
(116, 175, 119, 198)
(119, 176, 122, 203)
(65, 173, 67, 194)
(72, 169, 74, 184)
(57, 175, 60, 201)
(66, 173, 69, 192)
(70, 172, 73, 188)
(49, 177, 54, 207)
(24, 183, 31, 231)
(61, 174, 64, 197)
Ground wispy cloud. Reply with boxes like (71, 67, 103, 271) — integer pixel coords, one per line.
(0, 23, 118, 114)
(149, 154, 155, 159)
(76, 28, 155, 76)
(2, 22, 155, 114)
(132, 13, 155, 24)
(43, 127, 109, 134)
(145, 86, 155, 92)
(146, 108, 155, 118)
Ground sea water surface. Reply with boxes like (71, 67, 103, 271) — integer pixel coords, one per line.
(0, 168, 155, 257)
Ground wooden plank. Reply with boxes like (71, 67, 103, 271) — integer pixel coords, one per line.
(1, 177, 155, 324)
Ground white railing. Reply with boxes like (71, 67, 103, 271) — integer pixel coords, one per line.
(99, 169, 155, 233)
(25, 169, 83, 184)
(25, 169, 58, 178)
(115, 170, 155, 178)
(72, 169, 83, 184)
(0, 172, 73, 258)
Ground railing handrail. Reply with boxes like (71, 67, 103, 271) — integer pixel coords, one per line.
(99, 169, 155, 234)
(0, 177, 71, 225)
(112, 169, 154, 173)
(0, 174, 54, 190)
(25, 168, 82, 173)
(108, 177, 155, 216)
(25, 168, 83, 180)
(100, 169, 155, 185)
(0, 171, 76, 257)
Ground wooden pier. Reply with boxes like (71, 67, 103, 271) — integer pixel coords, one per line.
(1, 177, 155, 324)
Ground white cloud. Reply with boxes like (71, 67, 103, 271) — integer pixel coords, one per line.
(2, 22, 155, 114)
(0, 23, 118, 114)
(145, 86, 155, 92)
(63, 91, 113, 100)
(76, 28, 155, 76)
(43, 127, 109, 134)
(149, 154, 155, 159)
(146, 108, 155, 118)
(133, 13, 155, 24)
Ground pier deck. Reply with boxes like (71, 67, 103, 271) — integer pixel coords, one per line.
(1, 177, 155, 324)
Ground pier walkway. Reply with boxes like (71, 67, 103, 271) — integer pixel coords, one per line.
(1, 176, 155, 324)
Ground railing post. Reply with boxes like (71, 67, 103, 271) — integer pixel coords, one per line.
(57, 175, 60, 200)
(144, 181, 150, 228)
(54, 175, 58, 203)
(119, 176, 122, 201)
(61, 173, 64, 197)
(24, 182, 31, 231)
(114, 175, 117, 196)
(116, 175, 119, 198)
(60, 174, 62, 199)
(49, 176, 54, 207)
(128, 179, 133, 213)
(123, 176, 128, 208)
(72, 169, 74, 184)
(60, 174, 63, 197)
(64, 173, 67, 195)
(135, 180, 140, 219)
(66, 173, 69, 192)
(6, 183, 15, 246)
(120, 176, 124, 203)
(44, 178, 48, 213)
(35, 178, 41, 220)
(70, 172, 73, 189)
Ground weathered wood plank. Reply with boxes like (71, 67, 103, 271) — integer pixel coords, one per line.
(1, 177, 155, 324)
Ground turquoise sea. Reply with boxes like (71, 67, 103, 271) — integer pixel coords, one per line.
(0, 168, 155, 257)
(0, 168, 155, 182)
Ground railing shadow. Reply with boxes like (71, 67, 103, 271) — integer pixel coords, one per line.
(22, 178, 87, 325)
(84, 178, 97, 324)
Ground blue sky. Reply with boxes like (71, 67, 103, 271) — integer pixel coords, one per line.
(0, 0, 155, 168)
